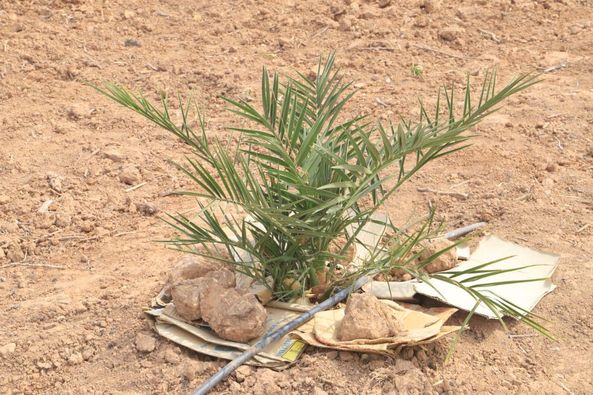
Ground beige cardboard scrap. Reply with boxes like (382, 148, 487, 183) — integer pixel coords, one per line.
(415, 235, 559, 319)
(146, 304, 307, 368)
(364, 235, 559, 319)
(290, 300, 460, 356)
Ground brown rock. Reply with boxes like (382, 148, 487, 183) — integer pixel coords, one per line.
(163, 348, 181, 365)
(413, 16, 429, 28)
(54, 213, 72, 228)
(201, 287, 267, 342)
(67, 352, 83, 365)
(439, 26, 465, 42)
(182, 360, 206, 381)
(421, 0, 440, 13)
(419, 239, 458, 273)
(6, 243, 25, 263)
(235, 365, 253, 383)
(135, 332, 156, 353)
(0, 343, 16, 356)
(338, 294, 405, 341)
(171, 277, 223, 321)
(167, 255, 219, 287)
(47, 173, 64, 192)
(136, 202, 158, 216)
(103, 148, 126, 162)
(203, 269, 236, 288)
(118, 166, 141, 185)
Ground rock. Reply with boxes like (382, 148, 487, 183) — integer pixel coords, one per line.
(0, 343, 16, 356)
(182, 360, 205, 381)
(326, 350, 338, 360)
(54, 213, 72, 228)
(123, 9, 136, 19)
(421, 0, 440, 13)
(167, 255, 220, 288)
(118, 166, 141, 185)
(6, 244, 25, 263)
(0, 220, 19, 233)
(135, 332, 156, 353)
(439, 26, 465, 42)
(67, 352, 83, 365)
(545, 163, 557, 172)
(235, 365, 253, 383)
(171, 277, 223, 321)
(0, 195, 10, 205)
(136, 202, 158, 216)
(124, 38, 141, 47)
(312, 387, 329, 395)
(419, 239, 458, 273)
(81, 347, 94, 361)
(66, 103, 93, 120)
(47, 173, 64, 192)
(338, 294, 405, 341)
(201, 287, 267, 342)
(163, 348, 181, 365)
(203, 269, 236, 288)
(34, 213, 54, 229)
(339, 351, 356, 361)
(413, 16, 429, 28)
(378, 0, 391, 8)
(79, 221, 95, 233)
(103, 148, 126, 162)
(339, 15, 355, 31)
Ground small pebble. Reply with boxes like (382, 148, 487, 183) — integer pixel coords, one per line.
(119, 166, 141, 185)
(135, 332, 156, 353)
(124, 39, 141, 47)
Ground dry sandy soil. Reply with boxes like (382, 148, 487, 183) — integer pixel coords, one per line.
(1, 0, 593, 394)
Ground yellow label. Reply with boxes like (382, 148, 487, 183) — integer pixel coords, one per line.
(281, 341, 306, 362)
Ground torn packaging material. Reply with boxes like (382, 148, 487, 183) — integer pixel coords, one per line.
(290, 300, 460, 356)
(146, 304, 306, 368)
(364, 235, 559, 319)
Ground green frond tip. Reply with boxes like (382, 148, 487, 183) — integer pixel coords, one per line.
(92, 55, 547, 341)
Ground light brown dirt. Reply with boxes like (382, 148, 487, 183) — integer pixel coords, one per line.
(1, 0, 592, 394)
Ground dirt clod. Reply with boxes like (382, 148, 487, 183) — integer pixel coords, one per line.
(163, 348, 181, 365)
(338, 294, 405, 341)
(0, 343, 17, 356)
(439, 25, 465, 42)
(103, 148, 126, 162)
(136, 202, 158, 216)
(118, 166, 141, 185)
(135, 332, 157, 353)
(6, 243, 25, 263)
(201, 287, 267, 342)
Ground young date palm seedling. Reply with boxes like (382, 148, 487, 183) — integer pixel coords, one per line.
(93, 55, 550, 337)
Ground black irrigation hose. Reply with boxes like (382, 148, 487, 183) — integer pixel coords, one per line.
(192, 222, 486, 395)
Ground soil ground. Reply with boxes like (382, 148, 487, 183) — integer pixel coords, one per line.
(1, 0, 592, 394)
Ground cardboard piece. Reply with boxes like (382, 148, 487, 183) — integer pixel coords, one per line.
(364, 235, 559, 319)
(146, 304, 306, 368)
(291, 301, 460, 356)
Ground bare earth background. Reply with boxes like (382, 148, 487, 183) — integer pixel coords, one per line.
(1, 0, 592, 394)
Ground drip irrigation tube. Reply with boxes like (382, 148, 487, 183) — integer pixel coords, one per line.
(191, 221, 486, 395)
